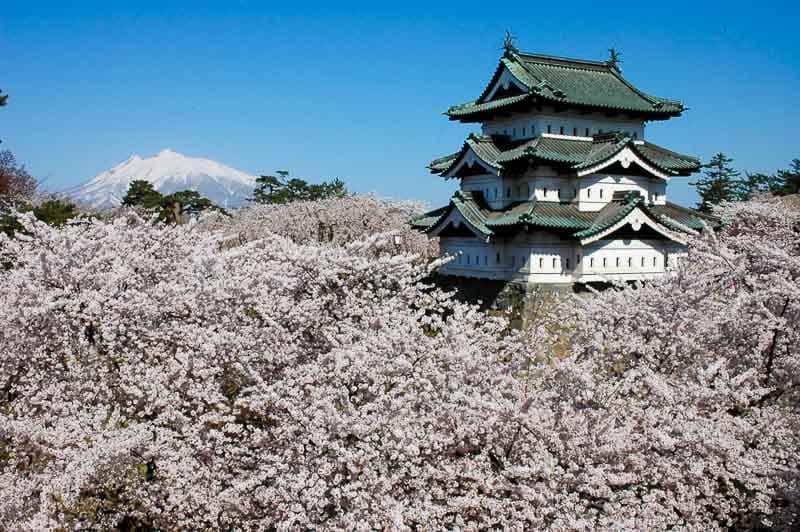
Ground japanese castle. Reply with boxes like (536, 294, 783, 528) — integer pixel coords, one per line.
(412, 42, 715, 285)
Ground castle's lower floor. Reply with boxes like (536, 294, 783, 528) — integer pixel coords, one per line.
(437, 233, 686, 284)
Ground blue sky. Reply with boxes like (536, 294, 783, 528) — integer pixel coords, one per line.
(1, 1, 798, 208)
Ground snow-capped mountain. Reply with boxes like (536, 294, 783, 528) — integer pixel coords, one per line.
(66, 149, 257, 210)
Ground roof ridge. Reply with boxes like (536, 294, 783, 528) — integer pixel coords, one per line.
(639, 141, 701, 162)
(513, 50, 609, 69)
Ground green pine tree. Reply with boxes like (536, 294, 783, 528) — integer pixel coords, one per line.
(250, 172, 287, 204)
(776, 159, 800, 196)
(160, 190, 218, 223)
(691, 153, 744, 213)
(250, 171, 347, 205)
(33, 199, 79, 227)
(121, 180, 164, 209)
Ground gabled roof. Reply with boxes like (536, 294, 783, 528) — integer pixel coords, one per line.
(447, 51, 685, 122)
(430, 132, 700, 179)
(410, 191, 718, 243)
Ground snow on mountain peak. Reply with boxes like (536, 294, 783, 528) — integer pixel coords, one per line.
(66, 149, 258, 210)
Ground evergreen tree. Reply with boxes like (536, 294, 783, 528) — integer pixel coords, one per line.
(250, 171, 347, 205)
(250, 173, 286, 204)
(160, 190, 217, 223)
(121, 180, 163, 209)
(691, 153, 744, 213)
(33, 199, 79, 227)
(776, 158, 800, 196)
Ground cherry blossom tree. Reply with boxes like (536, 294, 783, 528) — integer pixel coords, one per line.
(0, 196, 798, 530)
(200, 194, 438, 259)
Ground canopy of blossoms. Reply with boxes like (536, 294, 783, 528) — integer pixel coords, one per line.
(0, 196, 797, 530)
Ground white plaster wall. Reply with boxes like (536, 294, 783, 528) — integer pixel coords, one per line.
(577, 238, 686, 282)
(577, 173, 667, 212)
(461, 169, 669, 212)
(438, 233, 686, 284)
(481, 107, 645, 141)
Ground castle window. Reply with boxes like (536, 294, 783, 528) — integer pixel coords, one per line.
(466, 255, 470, 265)
(485, 255, 488, 265)
(600, 188, 604, 199)
(522, 126, 526, 136)
(641, 257, 645, 267)
(457, 254, 462, 264)
(539, 257, 544, 268)
(587, 188, 591, 198)
(653, 256, 657, 267)
(616, 257, 620, 267)
(543, 187, 548, 197)
(577, 254, 581, 264)
(557, 188, 561, 199)
(506, 187, 511, 198)
(585, 127, 590, 136)
(547, 125, 552, 133)
(573, 127, 578, 136)
(496, 252, 501, 263)
(552, 257, 557, 269)
(590, 258, 595, 268)
(511, 256, 516, 266)
(628, 257, 632, 267)
(603, 257, 607, 268)
(527, 184, 531, 196)
(565, 257, 571, 269)
(494, 188, 498, 199)
(512, 127, 516, 137)
(573, 188, 578, 198)
(559, 126, 564, 135)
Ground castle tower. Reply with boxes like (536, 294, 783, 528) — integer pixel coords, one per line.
(413, 44, 716, 284)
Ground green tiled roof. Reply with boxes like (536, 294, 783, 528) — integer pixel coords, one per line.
(447, 52, 685, 121)
(430, 133, 700, 178)
(651, 202, 719, 231)
(411, 190, 718, 241)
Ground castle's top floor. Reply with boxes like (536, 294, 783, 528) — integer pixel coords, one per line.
(445, 48, 686, 125)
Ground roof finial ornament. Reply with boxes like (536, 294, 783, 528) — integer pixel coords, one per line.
(503, 30, 518, 55)
(607, 47, 623, 72)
